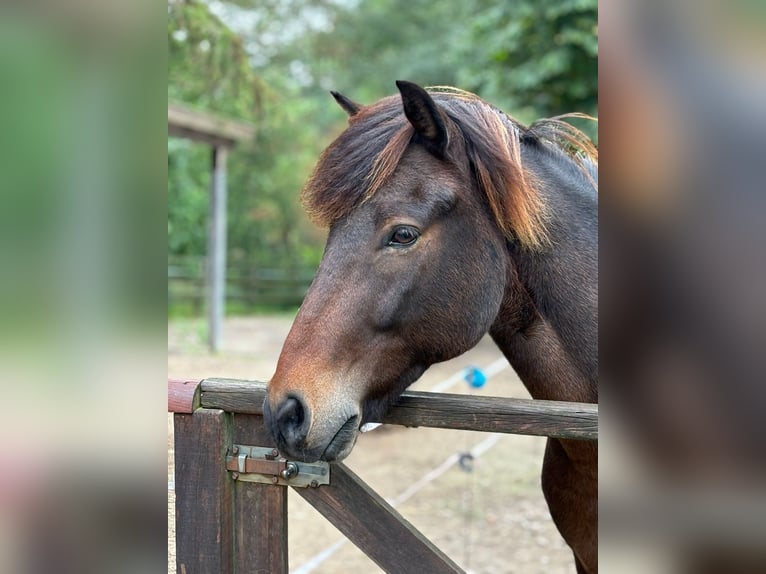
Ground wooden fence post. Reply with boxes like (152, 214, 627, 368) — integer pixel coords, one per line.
(174, 407, 233, 574)
(231, 414, 289, 574)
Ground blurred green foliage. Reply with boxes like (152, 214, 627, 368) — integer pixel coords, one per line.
(167, 0, 597, 313)
(168, 1, 326, 271)
(457, 0, 598, 124)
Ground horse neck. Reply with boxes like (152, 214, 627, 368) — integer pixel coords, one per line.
(489, 149, 598, 404)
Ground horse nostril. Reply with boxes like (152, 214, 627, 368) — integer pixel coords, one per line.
(278, 396, 304, 427)
(275, 396, 309, 445)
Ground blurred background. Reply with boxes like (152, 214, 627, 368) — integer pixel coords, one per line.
(600, 1, 766, 572)
(167, 0, 598, 321)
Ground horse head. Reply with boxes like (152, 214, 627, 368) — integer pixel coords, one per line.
(264, 81, 544, 462)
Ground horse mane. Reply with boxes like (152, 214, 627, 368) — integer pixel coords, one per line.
(302, 87, 597, 250)
(526, 113, 599, 189)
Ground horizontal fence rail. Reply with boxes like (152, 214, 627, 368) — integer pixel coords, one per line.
(199, 378, 598, 441)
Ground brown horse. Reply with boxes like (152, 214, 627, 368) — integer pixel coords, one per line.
(265, 81, 597, 573)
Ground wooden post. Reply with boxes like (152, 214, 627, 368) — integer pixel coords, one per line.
(208, 145, 228, 352)
(168, 104, 253, 351)
(232, 414, 289, 573)
(174, 408, 233, 574)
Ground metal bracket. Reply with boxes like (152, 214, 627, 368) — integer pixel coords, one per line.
(226, 445, 330, 488)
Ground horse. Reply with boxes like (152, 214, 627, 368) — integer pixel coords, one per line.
(264, 81, 598, 573)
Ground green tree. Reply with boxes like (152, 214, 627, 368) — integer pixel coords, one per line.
(456, 0, 597, 134)
(215, 0, 597, 124)
(168, 0, 262, 117)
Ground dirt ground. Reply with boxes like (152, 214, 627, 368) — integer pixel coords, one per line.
(169, 315, 574, 573)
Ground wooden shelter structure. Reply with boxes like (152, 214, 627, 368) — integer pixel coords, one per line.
(168, 102, 254, 351)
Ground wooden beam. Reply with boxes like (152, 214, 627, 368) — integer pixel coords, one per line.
(168, 378, 202, 413)
(382, 391, 598, 441)
(199, 379, 599, 440)
(168, 102, 254, 146)
(296, 463, 464, 573)
(201, 378, 267, 412)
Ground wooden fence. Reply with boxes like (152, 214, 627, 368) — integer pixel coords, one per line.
(169, 378, 598, 573)
(168, 257, 316, 312)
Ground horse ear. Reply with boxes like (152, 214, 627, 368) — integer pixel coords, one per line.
(330, 91, 362, 117)
(396, 80, 449, 158)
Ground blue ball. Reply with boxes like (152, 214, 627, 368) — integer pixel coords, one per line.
(465, 366, 487, 388)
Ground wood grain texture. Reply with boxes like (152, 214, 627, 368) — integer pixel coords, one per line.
(296, 463, 464, 574)
(200, 378, 598, 440)
(383, 392, 598, 440)
(168, 379, 202, 413)
(232, 414, 288, 574)
(174, 408, 233, 574)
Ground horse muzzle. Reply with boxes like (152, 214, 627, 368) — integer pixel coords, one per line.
(263, 393, 361, 462)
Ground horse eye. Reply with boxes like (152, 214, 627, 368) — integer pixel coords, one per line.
(388, 226, 420, 247)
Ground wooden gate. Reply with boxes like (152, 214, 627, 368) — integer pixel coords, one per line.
(169, 378, 598, 573)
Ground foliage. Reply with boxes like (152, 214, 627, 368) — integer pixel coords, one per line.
(167, 139, 209, 257)
(218, 0, 597, 121)
(168, 0, 598, 314)
(168, 0, 261, 117)
(456, 0, 598, 136)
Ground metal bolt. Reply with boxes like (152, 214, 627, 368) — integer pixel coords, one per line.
(232, 472, 239, 481)
(310, 480, 319, 488)
(271, 476, 279, 484)
(232, 445, 239, 455)
(280, 462, 298, 480)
